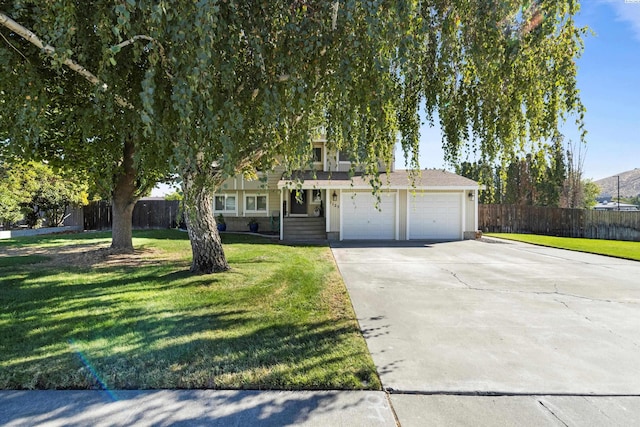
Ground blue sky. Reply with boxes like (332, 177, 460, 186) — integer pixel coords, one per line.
(399, 0, 640, 181)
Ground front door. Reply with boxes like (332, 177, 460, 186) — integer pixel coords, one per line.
(290, 190, 307, 215)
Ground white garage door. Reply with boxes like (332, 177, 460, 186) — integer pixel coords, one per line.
(409, 193, 461, 240)
(342, 192, 396, 240)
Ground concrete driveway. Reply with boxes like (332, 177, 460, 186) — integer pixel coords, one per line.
(331, 238, 640, 425)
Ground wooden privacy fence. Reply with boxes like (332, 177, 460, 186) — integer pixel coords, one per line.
(84, 200, 182, 230)
(479, 204, 640, 241)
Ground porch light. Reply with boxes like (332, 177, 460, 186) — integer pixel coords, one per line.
(332, 191, 338, 202)
(468, 191, 475, 201)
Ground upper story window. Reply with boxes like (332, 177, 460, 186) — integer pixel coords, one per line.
(338, 150, 351, 162)
(214, 194, 237, 213)
(245, 194, 268, 213)
(312, 147, 322, 163)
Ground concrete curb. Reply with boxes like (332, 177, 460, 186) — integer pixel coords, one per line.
(0, 226, 83, 240)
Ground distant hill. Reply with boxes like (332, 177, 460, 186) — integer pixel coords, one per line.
(595, 169, 640, 198)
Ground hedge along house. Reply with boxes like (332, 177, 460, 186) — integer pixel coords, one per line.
(213, 139, 482, 241)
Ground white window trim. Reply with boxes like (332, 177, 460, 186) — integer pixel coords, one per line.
(337, 151, 351, 164)
(213, 193, 238, 214)
(244, 193, 269, 215)
(310, 189, 322, 205)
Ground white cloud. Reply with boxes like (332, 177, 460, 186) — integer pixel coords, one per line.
(599, 0, 640, 41)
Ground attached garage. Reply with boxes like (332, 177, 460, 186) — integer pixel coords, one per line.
(341, 191, 396, 240)
(278, 169, 479, 242)
(408, 192, 462, 240)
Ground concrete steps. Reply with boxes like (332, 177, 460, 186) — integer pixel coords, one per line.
(282, 217, 327, 241)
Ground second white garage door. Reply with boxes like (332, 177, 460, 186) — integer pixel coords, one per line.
(409, 193, 462, 240)
(341, 192, 396, 240)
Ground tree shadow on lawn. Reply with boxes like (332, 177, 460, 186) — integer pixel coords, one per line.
(1, 266, 378, 391)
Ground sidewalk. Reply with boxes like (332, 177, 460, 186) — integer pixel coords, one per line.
(4, 389, 640, 426)
(0, 389, 398, 427)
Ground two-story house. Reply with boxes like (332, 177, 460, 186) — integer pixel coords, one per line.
(214, 139, 482, 241)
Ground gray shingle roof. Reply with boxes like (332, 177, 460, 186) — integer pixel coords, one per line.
(278, 169, 478, 189)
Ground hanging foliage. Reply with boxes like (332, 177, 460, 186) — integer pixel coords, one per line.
(1, 1, 586, 272)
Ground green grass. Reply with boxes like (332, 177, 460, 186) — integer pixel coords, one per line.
(0, 230, 114, 249)
(0, 255, 49, 267)
(0, 230, 380, 391)
(486, 233, 640, 261)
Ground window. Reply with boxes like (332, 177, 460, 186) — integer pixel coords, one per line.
(214, 195, 236, 212)
(311, 189, 322, 204)
(312, 147, 322, 163)
(338, 150, 351, 162)
(245, 194, 268, 212)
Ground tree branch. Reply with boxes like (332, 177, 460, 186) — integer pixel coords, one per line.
(0, 28, 27, 61)
(332, 1, 339, 31)
(0, 11, 133, 109)
(114, 35, 174, 79)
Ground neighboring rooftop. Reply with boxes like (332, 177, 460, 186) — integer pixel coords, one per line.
(593, 201, 639, 211)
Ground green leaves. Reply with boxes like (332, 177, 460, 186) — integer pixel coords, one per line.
(0, 0, 587, 207)
(0, 160, 88, 228)
(114, 3, 131, 33)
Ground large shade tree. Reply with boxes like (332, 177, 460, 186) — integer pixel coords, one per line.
(0, 3, 169, 251)
(1, 1, 586, 273)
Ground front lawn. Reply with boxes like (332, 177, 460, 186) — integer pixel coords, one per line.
(0, 230, 380, 390)
(486, 233, 640, 261)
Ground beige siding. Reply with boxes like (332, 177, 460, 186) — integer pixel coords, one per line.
(324, 145, 394, 173)
(268, 164, 286, 185)
(329, 192, 340, 232)
(237, 192, 244, 217)
(269, 190, 281, 216)
(326, 158, 391, 173)
(398, 190, 407, 240)
(218, 176, 238, 191)
(219, 164, 286, 193)
(242, 180, 265, 191)
(464, 195, 475, 232)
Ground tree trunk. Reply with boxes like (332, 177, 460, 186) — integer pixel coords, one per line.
(182, 172, 230, 274)
(110, 136, 138, 252)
